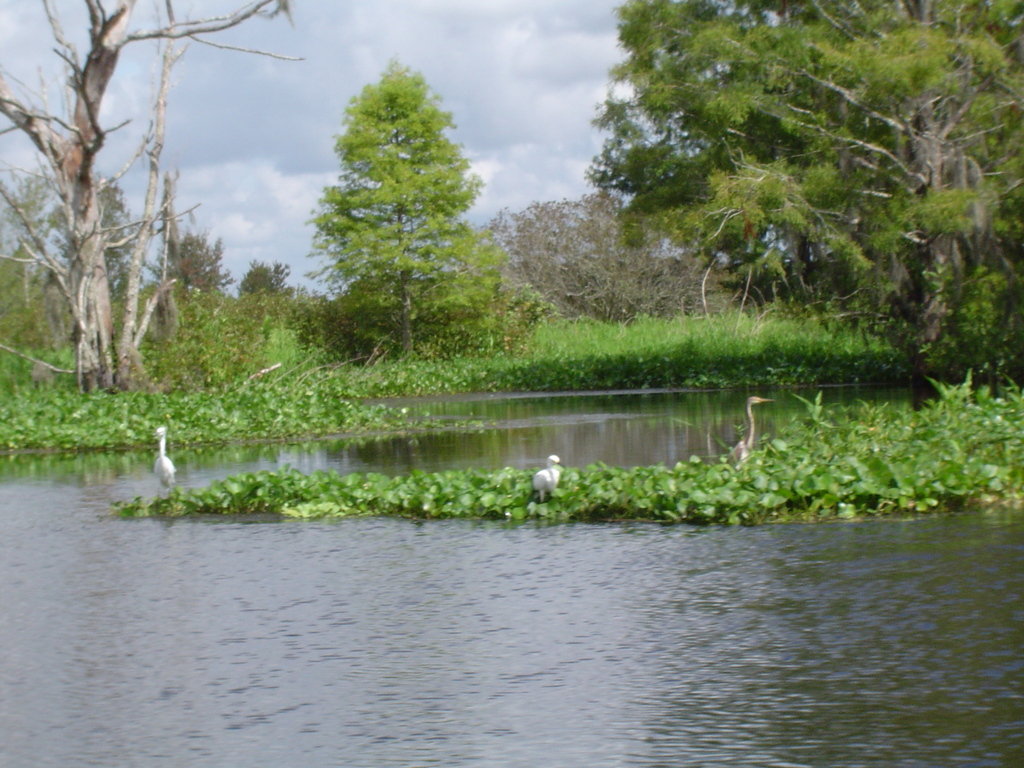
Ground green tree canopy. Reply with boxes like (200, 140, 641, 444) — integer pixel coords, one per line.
(239, 260, 291, 296)
(592, 0, 1024, 381)
(311, 61, 502, 354)
(174, 232, 234, 294)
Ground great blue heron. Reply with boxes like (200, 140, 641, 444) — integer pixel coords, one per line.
(532, 455, 562, 501)
(154, 426, 176, 488)
(730, 397, 773, 464)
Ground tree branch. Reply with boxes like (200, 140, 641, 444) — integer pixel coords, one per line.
(0, 341, 75, 374)
(120, 40, 179, 364)
(796, 64, 906, 134)
(805, 0, 858, 39)
(43, 0, 80, 68)
(938, 74, 994, 140)
(781, 104, 925, 188)
(0, 72, 66, 161)
(0, 252, 38, 264)
(134, 277, 176, 350)
(126, 0, 290, 43)
(191, 36, 303, 61)
(0, 181, 64, 279)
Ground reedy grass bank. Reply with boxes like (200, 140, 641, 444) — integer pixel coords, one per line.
(0, 379, 421, 453)
(116, 383, 1024, 524)
(340, 314, 906, 397)
(0, 314, 905, 453)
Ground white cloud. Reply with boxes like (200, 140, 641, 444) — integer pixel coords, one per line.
(0, 0, 625, 288)
(176, 160, 334, 281)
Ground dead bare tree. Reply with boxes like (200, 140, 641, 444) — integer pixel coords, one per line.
(490, 193, 720, 321)
(0, 0, 293, 391)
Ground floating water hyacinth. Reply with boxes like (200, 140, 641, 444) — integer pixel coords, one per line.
(115, 383, 1024, 525)
(0, 379, 429, 453)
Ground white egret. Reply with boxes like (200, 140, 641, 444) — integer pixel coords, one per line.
(154, 426, 176, 488)
(730, 396, 773, 464)
(532, 455, 562, 502)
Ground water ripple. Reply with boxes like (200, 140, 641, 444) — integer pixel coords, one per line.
(1, 488, 1022, 766)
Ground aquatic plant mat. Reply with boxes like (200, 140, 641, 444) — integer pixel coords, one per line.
(116, 383, 1023, 525)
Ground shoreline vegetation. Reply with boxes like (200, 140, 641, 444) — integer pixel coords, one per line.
(1, 315, 903, 453)
(116, 382, 1024, 525)
(5, 315, 1022, 525)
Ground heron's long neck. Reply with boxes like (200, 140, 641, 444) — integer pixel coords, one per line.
(159, 435, 167, 457)
(745, 403, 757, 446)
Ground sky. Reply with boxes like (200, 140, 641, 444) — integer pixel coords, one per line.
(0, 1, 625, 289)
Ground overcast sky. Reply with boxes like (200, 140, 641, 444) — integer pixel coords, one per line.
(0, 1, 625, 288)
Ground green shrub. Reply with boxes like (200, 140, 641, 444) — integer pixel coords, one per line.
(921, 267, 1024, 384)
(0, 347, 76, 395)
(291, 286, 548, 362)
(143, 291, 303, 390)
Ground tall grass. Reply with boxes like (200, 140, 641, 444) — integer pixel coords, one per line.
(340, 312, 907, 397)
(530, 314, 884, 360)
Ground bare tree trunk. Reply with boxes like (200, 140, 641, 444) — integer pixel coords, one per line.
(0, 0, 293, 391)
(70, 226, 117, 390)
(400, 271, 414, 353)
(116, 44, 179, 388)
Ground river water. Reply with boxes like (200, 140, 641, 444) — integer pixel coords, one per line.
(1, 388, 1022, 767)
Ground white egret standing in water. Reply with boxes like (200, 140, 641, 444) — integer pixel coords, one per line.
(154, 426, 176, 488)
(532, 455, 562, 502)
(730, 397, 773, 464)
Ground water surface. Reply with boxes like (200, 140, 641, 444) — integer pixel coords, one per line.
(1, 384, 910, 486)
(1, 388, 1020, 767)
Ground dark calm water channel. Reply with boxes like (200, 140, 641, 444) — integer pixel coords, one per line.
(2, 387, 1022, 767)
